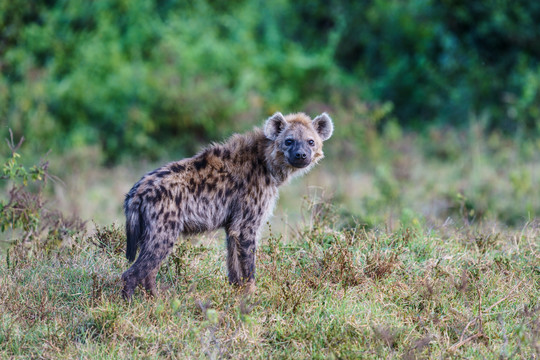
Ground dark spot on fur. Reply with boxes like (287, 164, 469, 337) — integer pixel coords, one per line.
(175, 194, 182, 207)
(217, 189, 223, 199)
(260, 160, 268, 175)
(188, 178, 196, 192)
(244, 212, 254, 222)
(154, 243, 160, 250)
(213, 148, 221, 157)
(222, 149, 231, 160)
(140, 188, 152, 198)
(196, 183, 203, 196)
(170, 163, 185, 173)
(155, 170, 170, 178)
(206, 181, 216, 192)
(194, 157, 208, 171)
(265, 176, 270, 186)
(238, 234, 252, 248)
(225, 188, 233, 198)
(159, 185, 169, 198)
(153, 190, 162, 203)
(169, 164, 186, 173)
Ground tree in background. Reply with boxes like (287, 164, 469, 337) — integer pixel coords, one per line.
(1, 0, 539, 162)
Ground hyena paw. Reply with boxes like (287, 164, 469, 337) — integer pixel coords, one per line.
(244, 280, 256, 295)
(122, 287, 134, 302)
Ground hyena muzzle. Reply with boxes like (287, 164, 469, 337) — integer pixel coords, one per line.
(121, 112, 333, 300)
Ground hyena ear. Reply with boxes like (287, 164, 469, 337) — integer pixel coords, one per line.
(264, 112, 287, 141)
(312, 112, 334, 141)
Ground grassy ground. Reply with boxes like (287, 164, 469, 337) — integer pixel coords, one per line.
(1, 200, 539, 359)
(1, 125, 539, 358)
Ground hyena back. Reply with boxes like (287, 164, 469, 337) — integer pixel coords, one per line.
(122, 112, 333, 300)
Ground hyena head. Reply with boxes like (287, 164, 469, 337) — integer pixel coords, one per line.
(264, 112, 334, 169)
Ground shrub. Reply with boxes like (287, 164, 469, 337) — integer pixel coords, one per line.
(0, 131, 85, 259)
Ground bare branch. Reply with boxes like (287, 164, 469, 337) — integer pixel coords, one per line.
(6, 129, 24, 155)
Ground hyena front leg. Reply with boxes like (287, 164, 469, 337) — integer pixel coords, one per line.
(122, 233, 175, 300)
(226, 226, 258, 294)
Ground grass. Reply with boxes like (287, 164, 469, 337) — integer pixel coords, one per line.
(1, 200, 538, 359)
(1, 123, 539, 358)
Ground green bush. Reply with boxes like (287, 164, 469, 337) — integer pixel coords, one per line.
(1, 0, 345, 162)
(2, 0, 539, 162)
(283, 1, 540, 130)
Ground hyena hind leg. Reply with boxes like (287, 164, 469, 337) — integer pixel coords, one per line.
(121, 268, 141, 301)
(122, 238, 175, 301)
(142, 268, 159, 297)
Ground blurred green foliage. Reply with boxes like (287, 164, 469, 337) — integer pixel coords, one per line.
(0, 132, 84, 254)
(2, 0, 539, 162)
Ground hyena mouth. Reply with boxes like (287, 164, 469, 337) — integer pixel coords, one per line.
(288, 158, 311, 168)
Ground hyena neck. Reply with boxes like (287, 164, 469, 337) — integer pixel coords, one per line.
(265, 158, 293, 186)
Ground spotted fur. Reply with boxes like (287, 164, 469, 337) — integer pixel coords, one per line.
(121, 112, 334, 300)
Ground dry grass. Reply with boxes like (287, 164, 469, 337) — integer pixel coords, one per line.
(1, 202, 538, 359)
(2, 123, 539, 358)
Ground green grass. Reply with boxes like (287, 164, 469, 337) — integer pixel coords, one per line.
(1, 204, 538, 359)
(2, 122, 540, 358)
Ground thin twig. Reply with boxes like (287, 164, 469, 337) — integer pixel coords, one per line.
(477, 287, 484, 335)
(484, 280, 523, 314)
(450, 280, 523, 353)
(448, 333, 484, 352)
(6, 129, 24, 155)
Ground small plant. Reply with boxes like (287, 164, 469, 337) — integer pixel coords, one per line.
(90, 222, 125, 257)
(364, 251, 399, 281)
(320, 232, 363, 288)
(1, 130, 84, 259)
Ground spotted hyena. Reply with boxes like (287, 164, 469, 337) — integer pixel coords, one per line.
(121, 112, 333, 300)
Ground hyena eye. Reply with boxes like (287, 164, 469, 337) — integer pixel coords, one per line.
(285, 139, 293, 146)
(308, 139, 315, 146)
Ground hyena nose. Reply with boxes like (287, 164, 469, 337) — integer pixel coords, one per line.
(295, 152, 307, 159)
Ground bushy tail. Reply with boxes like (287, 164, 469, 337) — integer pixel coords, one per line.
(124, 191, 143, 262)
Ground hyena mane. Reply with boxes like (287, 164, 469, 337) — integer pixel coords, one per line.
(121, 112, 333, 300)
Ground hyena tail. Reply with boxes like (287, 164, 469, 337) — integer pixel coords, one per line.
(124, 192, 143, 262)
